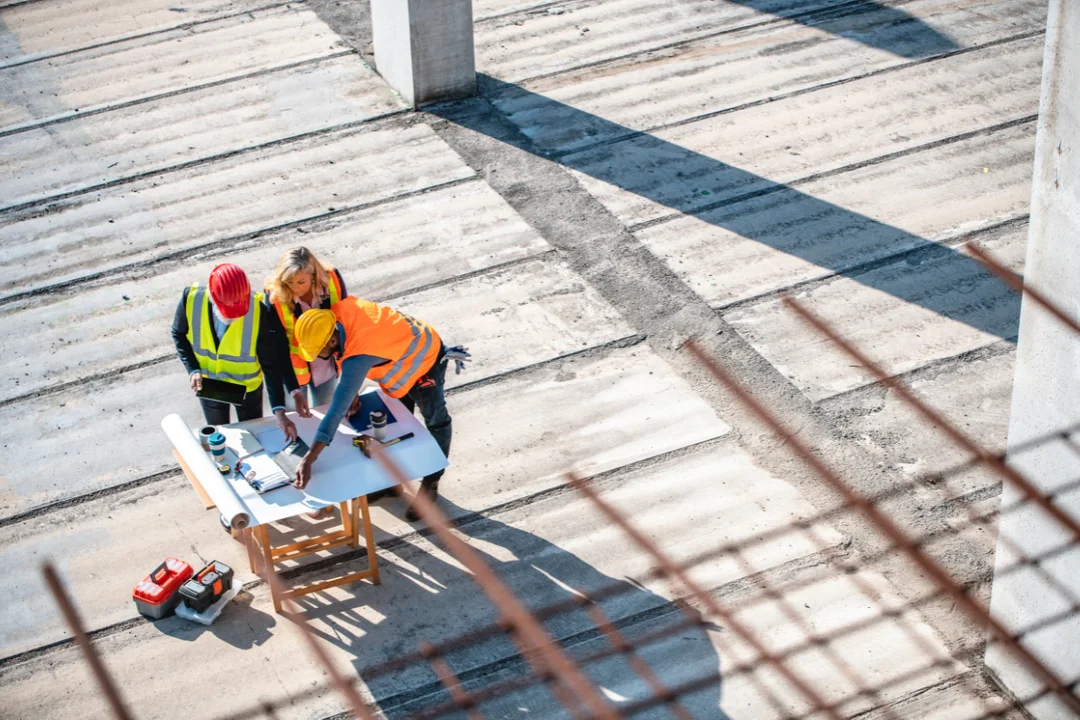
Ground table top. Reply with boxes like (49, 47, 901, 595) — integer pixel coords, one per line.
(179, 389, 448, 526)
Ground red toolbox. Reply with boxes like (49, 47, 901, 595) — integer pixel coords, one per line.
(133, 559, 193, 619)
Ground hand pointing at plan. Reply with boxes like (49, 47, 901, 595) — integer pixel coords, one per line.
(293, 441, 326, 489)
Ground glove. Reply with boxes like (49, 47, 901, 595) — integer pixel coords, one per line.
(444, 345, 471, 375)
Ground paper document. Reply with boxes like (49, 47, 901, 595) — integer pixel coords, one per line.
(241, 453, 291, 494)
(219, 427, 263, 457)
(255, 428, 290, 455)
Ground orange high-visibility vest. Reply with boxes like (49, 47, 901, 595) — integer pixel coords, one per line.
(332, 297, 442, 398)
(274, 270, 343, 386)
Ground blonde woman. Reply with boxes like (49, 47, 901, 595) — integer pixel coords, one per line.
(265, 247, 348, 414)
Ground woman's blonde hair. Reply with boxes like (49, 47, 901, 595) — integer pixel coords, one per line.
(265, 247, 335, 306)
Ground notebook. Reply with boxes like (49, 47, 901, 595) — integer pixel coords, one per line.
(224, 430, 310, 494)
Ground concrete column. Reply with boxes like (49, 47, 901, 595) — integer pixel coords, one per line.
(985, 1, 1080, 718)
(370, 0, 476, 107)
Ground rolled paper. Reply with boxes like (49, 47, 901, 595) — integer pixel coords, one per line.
(162, 414, 251, 530)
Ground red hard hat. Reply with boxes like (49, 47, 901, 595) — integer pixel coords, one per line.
(208, 264, 251, 319)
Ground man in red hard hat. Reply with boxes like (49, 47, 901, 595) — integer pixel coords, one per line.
(171, 263, 305, 433)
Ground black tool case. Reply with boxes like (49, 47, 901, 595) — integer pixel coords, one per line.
(179, 561, 234, 613)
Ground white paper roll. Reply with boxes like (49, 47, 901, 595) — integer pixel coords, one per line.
(161, 414, 251, 530)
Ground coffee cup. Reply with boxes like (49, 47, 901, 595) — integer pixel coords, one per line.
(199, 425, 216, 451)
(208, 432, 227, 465)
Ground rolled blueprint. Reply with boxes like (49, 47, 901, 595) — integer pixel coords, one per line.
(161, 413, 251, 530)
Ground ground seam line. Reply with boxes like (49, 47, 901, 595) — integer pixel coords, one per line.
(0, 432, 729, 668)
(0, 0, 307, 70)
(0, 50, 359, 142)
(547, 29, 1045, 161)
(0, 175, 482, 307)
(0, 249, 559, 408)
(714, 214, 1031, 314)
(628, 115, 1039, 234)
(0, 333, 648, 527)
(505, 0, 897, 85)
(0, 101, 411, 213)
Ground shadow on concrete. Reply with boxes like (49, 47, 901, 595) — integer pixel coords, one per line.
(430, 75, 1021, 343)
(733, 0, 959, 59)
(147, 589, 278, 650)
(288, 497, 727, 718)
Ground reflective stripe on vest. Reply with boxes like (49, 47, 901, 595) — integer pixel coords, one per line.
(378, 313, 435, 394)
(334, 298, 441, 399)
(185, 284, 264, 391)
(275, 271, 343, 386)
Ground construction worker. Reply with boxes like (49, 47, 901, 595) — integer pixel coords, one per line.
(291, 299, 467, 521)
(264, 247, 347, 412)
(171, 263, 301, 440)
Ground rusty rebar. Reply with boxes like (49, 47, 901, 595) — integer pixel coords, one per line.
(581, 598, 695, 720)
(419, 642, 486, 720)
(567, 471, 846, 720)
(367, 442, 621, 720)
(264, 567, 378, 720)
(686, 337, 1080, 715)
(42, 563, 134, 720)
(780, 294, 1080, 606)
(780, 297, 1080, 546)
(966, 242, 1080, 336)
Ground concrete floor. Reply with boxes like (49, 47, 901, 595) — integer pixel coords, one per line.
(0, 0, 1041, 717)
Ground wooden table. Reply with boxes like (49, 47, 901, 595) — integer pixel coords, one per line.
(163, 389, 448, 614)
(174, 450, 381, 614)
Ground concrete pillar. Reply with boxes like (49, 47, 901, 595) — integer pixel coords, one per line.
(370, 0, 476, 107)
(985, 2, 1080, 718)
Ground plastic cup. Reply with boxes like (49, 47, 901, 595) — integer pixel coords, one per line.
(208, 432, 227, 465)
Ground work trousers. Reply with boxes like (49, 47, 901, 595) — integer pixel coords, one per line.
(400, 344, 451, 485)
(199, 382, 264, 425)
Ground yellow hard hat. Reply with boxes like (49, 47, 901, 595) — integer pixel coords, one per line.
(294, 309, 337, 362)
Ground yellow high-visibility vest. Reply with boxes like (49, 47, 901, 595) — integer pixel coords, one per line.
(185, 283, 264, 391)
(274, 270, 343, 387)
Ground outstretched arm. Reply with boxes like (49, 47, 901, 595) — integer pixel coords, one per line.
(294, 353, 384, 488)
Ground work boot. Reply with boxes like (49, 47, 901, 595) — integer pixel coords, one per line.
(405, 478, 439, 522)
(366, 486, 398, 503)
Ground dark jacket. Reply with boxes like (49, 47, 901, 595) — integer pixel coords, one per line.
(170, 287, 298, 409)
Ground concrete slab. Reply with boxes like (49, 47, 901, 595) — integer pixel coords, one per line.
(475, 0, 848, 83)
(637, 122, 1033, 308)
(567, 33, 1042, 227)
(0, 0, 267, 66)
(0, 6, 349, 134)
(856, 675, 1010, 720)
(0, 257, 633, 518)
(0, 0, 1030, 712)
(0, 123, 475, 298)
(473, 0, 550, 21)
(0, 180, 550, 403)
(429, 569, 963, 720)
(0, 446, 836, 719)
(492, 0, 1045, 155)
(0, 480, 255, 659)
(0, 346, 731, 657)
(0, 55, 405, 209)
(724, 228, 1025, 402)
(820, 348, 1014, 501)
